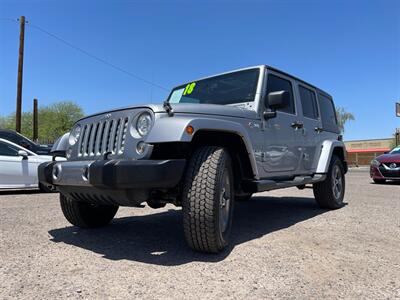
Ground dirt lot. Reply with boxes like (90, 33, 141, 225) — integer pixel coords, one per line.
(1, 169, 399, 299)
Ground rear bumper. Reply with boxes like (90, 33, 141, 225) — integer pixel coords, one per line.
(38, 159, 186, 189)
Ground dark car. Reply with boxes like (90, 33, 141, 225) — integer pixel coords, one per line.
(0, 129, 52, 155)
(370, 146, 400, 183)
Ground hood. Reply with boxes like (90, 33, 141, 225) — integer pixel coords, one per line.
(79, 103, 259, 121)
(151, 103, 258, 119)
(376, 153, 400, 163)
(37, 155, 53, 161)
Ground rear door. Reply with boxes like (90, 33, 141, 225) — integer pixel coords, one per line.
(262, 71, 302, 176)
(296, 83, 322, 172)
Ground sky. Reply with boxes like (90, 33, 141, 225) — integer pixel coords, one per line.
(1, 0, 399, 141)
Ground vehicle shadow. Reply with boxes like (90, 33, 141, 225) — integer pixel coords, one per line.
(370, 181, 400, 185)
(0, 189, 42, 196)
(48, 196, 328, 266)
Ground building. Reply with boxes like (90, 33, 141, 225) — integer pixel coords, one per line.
(345, 138, 395, 166)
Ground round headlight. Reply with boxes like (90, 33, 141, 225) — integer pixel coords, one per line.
(136, 113, 152, 137)
(68, 124, 81, 145)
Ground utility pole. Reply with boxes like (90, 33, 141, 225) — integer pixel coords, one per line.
(33, 98, 38, 142)
(395, 103, 400, 146)
(15, 16, 26, 133)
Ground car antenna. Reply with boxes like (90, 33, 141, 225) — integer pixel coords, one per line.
(163, 100, 174, 117)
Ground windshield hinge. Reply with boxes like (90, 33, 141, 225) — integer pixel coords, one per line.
(163, 101, 174, 117)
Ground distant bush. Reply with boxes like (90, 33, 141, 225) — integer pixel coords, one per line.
(0, 101, 84, 142)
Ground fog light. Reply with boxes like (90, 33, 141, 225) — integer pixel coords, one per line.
(136, 141, 146, 155)
(82, 166, 89, 181)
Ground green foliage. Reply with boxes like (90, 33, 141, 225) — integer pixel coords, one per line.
(0, 101, 84, 143)
(336, 107, 355, 134)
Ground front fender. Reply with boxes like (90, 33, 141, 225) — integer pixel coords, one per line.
(316, 140, 347, 174)
(146, 115, 259, 178)
(51, 132, 70, 152)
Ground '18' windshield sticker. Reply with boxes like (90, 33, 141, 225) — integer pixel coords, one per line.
(183, 82, 196, 95)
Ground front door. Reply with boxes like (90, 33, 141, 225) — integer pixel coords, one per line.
(0, 141, 38, 188)
(262, 72, 302, 177)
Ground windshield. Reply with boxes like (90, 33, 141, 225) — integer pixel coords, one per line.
(389, 146, 400, 154)
(168, 68, 260, 105)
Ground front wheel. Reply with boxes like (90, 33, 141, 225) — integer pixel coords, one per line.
(60, 194, 119, 228)
(182, 146, 235, 253)
(313, 155, 345, 209)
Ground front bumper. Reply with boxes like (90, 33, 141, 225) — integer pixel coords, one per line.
(38, 159, 186, 189)
(370, 165, 400, 180)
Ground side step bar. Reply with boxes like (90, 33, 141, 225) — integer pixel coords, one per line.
(242, 174, 326, 193)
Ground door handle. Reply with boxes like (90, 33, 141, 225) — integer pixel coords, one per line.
(314, 127, 323, 133)
(291, 121, 304, 129)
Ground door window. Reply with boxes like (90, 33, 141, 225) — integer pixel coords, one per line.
(318, 93, 339, 133)
(266, 74, 295, 114)
(0, 142, 19, 156)
(299, 85, 319, 119)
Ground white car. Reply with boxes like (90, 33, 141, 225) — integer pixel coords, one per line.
(0, 138, 61, 191)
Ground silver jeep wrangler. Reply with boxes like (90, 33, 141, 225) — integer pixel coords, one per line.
(39, 65, 347, 253)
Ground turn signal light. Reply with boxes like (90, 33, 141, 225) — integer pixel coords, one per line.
(186, 125, 194, 135)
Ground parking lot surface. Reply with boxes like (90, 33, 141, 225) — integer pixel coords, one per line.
(1, 169, 399, 299)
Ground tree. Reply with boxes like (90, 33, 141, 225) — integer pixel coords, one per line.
(336, 107, 355, 134)
(0, 101, 84, 143)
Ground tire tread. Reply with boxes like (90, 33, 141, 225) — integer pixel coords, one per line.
(182, 146, 232, 253)
(60, 194, 118, 228)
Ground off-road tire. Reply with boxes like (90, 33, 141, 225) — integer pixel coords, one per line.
(313, 155, 345, 209)
(373, 178, 386, 184)
(182, 146, 235, 253)
(60, 194, 119, 228)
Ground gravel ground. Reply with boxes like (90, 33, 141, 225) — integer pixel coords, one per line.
(1, 169, 399, 299)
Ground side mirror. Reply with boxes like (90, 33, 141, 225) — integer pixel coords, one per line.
(263, 90, 290, 120)
(18, 150, 29, 159)
(267, 90, 290, 109)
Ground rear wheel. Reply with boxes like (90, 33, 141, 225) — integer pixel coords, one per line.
(60, 194, 119, 228)
(182, 146, 235, 253)
(313, 155, 345, 209)
(373, 178, 386, 184)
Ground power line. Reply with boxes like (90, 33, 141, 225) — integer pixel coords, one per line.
(27, 22, 169, 91)
(2, 17, 169, 91)
(0, 17, 18, 22)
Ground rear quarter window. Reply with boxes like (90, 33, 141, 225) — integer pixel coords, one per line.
(318, 93, 339, 133)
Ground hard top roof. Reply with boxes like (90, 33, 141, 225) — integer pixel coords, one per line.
(171, 65, 332, 99)
(265, 65, 332, 98)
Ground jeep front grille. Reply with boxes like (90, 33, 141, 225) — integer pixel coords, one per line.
(78, 117, 129, 157)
